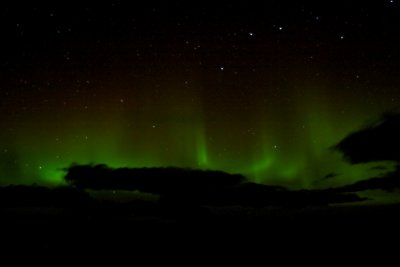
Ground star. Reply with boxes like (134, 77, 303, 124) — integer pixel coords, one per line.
(249, 32, 254, 36)
(220, 66, 224, 71)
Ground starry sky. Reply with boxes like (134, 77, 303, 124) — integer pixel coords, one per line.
(1, 2, 400, 188)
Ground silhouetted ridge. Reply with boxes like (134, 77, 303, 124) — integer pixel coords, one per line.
(64, 164, 364, 206)
(64, 164, 245, 194)
(0, 185, 93, 207)
(229, 182, 365, 206)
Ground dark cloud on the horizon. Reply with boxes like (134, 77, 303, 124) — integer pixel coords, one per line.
(335, 112, 400, 164)
(333, 112, 400, 192)
(335, 174, 400, 192)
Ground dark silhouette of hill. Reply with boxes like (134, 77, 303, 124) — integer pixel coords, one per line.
(0, 167, 391, 254)
(0, 183, 394, 255)
(64, 164, 246, 204)
(64, 164, 365, 206)
(229, 182, 365, 207)
(0, 185, 93, 207)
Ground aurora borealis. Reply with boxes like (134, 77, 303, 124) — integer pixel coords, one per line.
(1, 3, 400, 188)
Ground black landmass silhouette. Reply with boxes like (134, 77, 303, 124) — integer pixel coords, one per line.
(64, 164, 245, 194)
(4, 112, 400, 252)
(0, 164, 398, 254)
(64, 164, 365, 206)
(0, 185, 93, 207)
(0, 179, 398, 254)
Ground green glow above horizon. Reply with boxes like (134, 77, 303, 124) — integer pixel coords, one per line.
(1, 75, 397, 190)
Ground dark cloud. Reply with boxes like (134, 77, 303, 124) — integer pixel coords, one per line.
(323, 173, 339, 179)
(370, 165, 391, 171)
(334, 112, 400, 164)
(334, 170, 400, 192)
(333, 112, 400, 192)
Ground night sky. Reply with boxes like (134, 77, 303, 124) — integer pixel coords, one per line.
(1, 2, 400, 188)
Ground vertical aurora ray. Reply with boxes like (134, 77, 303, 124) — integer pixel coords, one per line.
(1, 6, 400, 194)
(218, 76, 400, 189)
(195, 131, 209, 168)
(3, 74, 398, 189)
(2, 44, 399, 188)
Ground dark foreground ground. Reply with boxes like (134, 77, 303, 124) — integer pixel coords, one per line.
(2, 201, 400, 255)
(1, 182, 399, 259)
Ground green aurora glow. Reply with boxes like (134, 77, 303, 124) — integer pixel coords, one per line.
(1, 5, 400, 189)
(1, 76, 397, 189)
